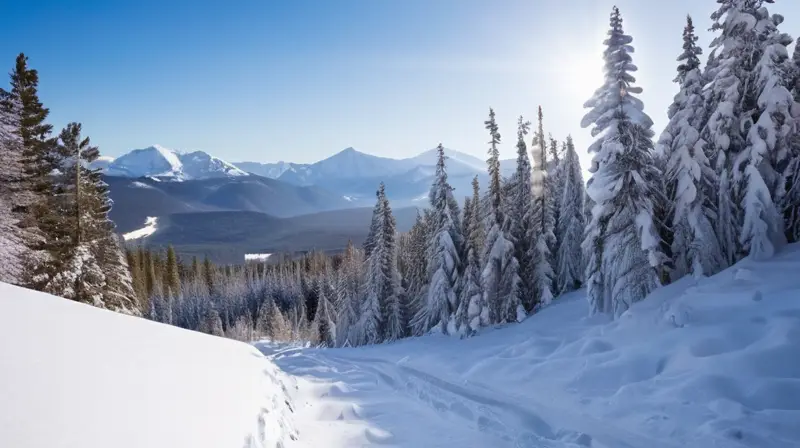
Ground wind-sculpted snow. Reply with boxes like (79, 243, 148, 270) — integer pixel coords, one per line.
(262, 244, 800, 448)
(0, 282, 298, 448)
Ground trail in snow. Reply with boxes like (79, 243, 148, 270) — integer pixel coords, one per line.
(261, 343, 678, 448)
(122, 216, 158, 241)
(259, 244, 800, 448)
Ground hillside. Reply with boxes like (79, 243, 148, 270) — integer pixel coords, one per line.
(0, 282, 298, 448)
(106, 175, 351, 233)
(261, 244, 800, 448)
(129, 206, 420, 263)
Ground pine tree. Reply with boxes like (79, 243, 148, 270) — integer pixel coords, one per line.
(404, 212, 430, 335)
(456, 176, 487, 335)
(312, 279, 336, 347)
(555, 136, 586, 293)
(0, 54, 53, 284)
(413, 145, 462, 334)
(782, 45, 800, 243)
(380, 189, 405, 342)
(480, 110, 524, 324)
(358, 184, 387, 344)
(164, 245, 181, 299)
(581, 6, 666, 317)
(335, 241, 362, 346)
(657, 15, 725, 278)
(530, 107, 555, 308)
(704, 0, 792, 262)
(507, 116, 536, 310)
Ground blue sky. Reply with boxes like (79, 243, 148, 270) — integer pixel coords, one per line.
(1, 0, 798, 168)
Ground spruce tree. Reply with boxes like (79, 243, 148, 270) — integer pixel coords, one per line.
(530, 107, 555, 307)
(782, 45, 800, 243)
(704, 0, 793, 261)
(0, 54, 52, 284)
(555, 136, 586, 293)
(456, 176, 487, 335)
(358, 184, 387, 344)
(581, 6, 666, 317)
(313, 280, 336, 347)
(165, 245, 181, 299)
(380, 188, 405, 342)
(413, 145, 462, 334)
(507, 116, 536, 310)
(404, 212, 430, 335)
(480, 110, 524, 324)
(335, 241, 362, 346)
(658, 15, 725, 278)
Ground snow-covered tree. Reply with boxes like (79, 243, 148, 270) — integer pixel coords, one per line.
(413, 145, 462, 334)
(704, 0, 792, 262)
(782, 45, 800, 243)
(404, 212, 430, 335)
(481, 110, 524, 324)
(507, 116, 536, 310)
(334, 241, 362, 347)
(379, 187, 405, 342)
(456, 176, 488, 335)
(358, 183, 404, 344)
(313, 279, 336, 347)
(581, 6, 666, 317)
(531, 107, 555, 307)
(657, 15, 725, 278)
(0, 54, 52, 284)
(555, 136, 585, 293)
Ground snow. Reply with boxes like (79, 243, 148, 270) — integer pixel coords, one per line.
(245, 253, 272, 262)
(122, 216, 158, 241)
(262, 243, 800, 448)
(130, 181, 154, 189)
(103, 145, 247, 181)
(0, 281, 298, 448)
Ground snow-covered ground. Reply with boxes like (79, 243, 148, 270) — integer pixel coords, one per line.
(0, 282, 298, 448)
(246, 253, 272, 262)
(259, 244, 800, 448)
(122, 216, 158, 241)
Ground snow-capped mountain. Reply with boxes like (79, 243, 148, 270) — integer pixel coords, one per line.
(99, 145, 248, 181)
(277, 147, 416, 186)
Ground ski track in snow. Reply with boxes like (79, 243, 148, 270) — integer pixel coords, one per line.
(261, 344, 681, 448)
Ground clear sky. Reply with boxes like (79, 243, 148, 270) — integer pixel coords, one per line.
(1, 0, 798, 168)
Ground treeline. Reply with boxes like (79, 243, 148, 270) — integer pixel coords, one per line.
(0, 54, 138, 314)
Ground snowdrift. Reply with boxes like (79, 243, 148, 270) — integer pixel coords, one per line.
(268, 244, 800, 448)
(0, 282, 297, 448)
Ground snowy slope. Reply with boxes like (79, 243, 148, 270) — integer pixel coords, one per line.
(234, 161, 309, 179)
(0, 282, 298, 448)
(106, 144, 184, 178)
(103, 145, 247, 180)
(260, 244, 800, 448)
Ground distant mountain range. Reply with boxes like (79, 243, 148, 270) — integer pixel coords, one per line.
(99, 144, 516, 259)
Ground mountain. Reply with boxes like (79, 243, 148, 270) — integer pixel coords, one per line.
(100, 145, 248, 181)
(106, 175, 351, 234)
(403, 147, 486, 174)
(126, 206, 421, 263)
(277, 147, 417, 186)
(233, 161, 308, 179)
